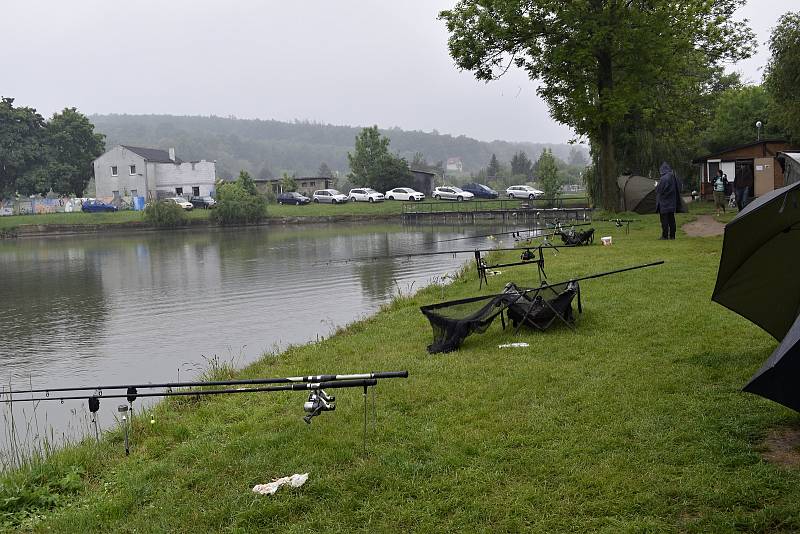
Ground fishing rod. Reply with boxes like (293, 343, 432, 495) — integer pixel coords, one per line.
(0, 378, 379, 404)
(424, 261, 665, 304)
(2, 372, 410, 455)
(0, 370, 409, 396)
(474, 242, 566, 288)
(430, 223, 591, 244)
(317, 242, 582, 266)
(595, 218, 639, 235)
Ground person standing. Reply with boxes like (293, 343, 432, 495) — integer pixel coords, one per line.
(733, 168, 751, 211)
(713, 169, 727, 217)
(656, 162, 681, 240)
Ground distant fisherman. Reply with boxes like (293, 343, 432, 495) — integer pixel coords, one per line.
(655, 162, 681, 240)
(713, 169, 727, 217)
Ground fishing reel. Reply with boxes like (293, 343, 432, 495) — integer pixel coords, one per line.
(303, 389, 335, 424)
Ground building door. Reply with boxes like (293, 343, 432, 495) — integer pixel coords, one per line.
(734, 160, 754, 192)
(754, 157, 774, 197)
(192, 186, 200, 197)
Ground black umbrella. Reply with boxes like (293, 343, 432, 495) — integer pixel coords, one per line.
(743, 313, 800, 412)
(712, 180, 800, 341)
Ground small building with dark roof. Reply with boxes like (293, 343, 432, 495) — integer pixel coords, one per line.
(254, 176, 336, 196)
(692, 139, 798, 200)
(409, 169, 436, 196)
(93, 145, 216, 200)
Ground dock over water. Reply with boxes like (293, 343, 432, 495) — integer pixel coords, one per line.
(401, 198, 593, 224)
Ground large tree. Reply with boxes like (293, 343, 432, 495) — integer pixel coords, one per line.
(347, 126, 412, 191)
(510, 150, 532, 177)
(535, 148, 560, 205)
(0, 101, 104, 196)
(0, 97, 45, 196)
(440, 1, 755, 210)
(701, 85, 780, 153)
(32, 108, 105, 195)
(764, 11, 800, 144)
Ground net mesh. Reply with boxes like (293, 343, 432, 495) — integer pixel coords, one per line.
(420, 281, 581, 353)
(558, 228, 595, 246)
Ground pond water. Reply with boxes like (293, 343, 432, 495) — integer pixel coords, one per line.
(0, 222, 515, 457)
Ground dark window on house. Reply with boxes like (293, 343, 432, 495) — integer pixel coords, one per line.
(176, 187, 183, 195)
(310, 181, 316, 187)
(131, 189, 138, 197)
(302, 182, 307, 187)
(111, 166, 118, 176)
(129, 165, 136, 175)
(112, 190, 120, 198)
(192, 186, 200, 196)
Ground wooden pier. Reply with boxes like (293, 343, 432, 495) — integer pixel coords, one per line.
(401, 198, 593, 224)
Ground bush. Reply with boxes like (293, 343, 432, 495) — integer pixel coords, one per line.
(211, 171, 267, 225)
(143, 200, 188, 227)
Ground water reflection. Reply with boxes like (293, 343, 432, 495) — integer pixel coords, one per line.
(0, 223, 513, 452)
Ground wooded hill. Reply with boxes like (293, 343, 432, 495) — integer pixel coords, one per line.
(90, 114, 585, 179)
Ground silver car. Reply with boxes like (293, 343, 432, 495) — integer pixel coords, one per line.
(506, 185, 545, 199)
(348, 188, 385, 202)
(433, 186, 474, 201)
(312, 189, 349, 204)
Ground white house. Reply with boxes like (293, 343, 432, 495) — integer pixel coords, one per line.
(446, 157, 463, 173)
(93, 145, 216, 199)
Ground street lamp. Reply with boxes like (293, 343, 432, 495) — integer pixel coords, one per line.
(756, 120, 763, 141)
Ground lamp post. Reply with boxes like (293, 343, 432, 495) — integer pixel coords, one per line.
(756, 120, 763, 141)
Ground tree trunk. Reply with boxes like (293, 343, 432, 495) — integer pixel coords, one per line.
(599, 120, 617, 211)
(597, 43, 619, 212)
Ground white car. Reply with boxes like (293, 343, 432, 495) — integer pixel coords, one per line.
(348, 188, 385, 202)
(166, 197, 194, 210)
(385, 187, 425, 201)
(433, 186, 474, 201)
(312, 189, 349, 204)
(506, 185, 545, 200)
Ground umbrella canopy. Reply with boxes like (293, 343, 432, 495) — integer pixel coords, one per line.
(618, 175, 658, 214)
(617, 174, 687, 214)
(712, 180, 800, 340)
(743, 313, 800, 412)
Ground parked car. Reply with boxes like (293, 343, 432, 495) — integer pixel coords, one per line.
(189, 196, 217, 209)
(348, 188, 385, 202)
(277, 192, 311, 205)
(165, 197, 194, 210)
(433, 186, 474, 201)
(506, 185, 545, 200)
(81, 199, 118, 213)
(461, 183, 499, 199)
(312, 189, 349, 204)
(384, 187, 425, 201)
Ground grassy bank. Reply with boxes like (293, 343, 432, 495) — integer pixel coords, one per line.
(4, 205, 799, 532)
(0, 197, 589, 232)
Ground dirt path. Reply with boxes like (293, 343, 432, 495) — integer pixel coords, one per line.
(683, 214, 726, 237)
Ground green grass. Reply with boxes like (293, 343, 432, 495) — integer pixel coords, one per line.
(0, 198, 588, 231)
(5, 206, 800, 532)
(0, 210, 212, 230)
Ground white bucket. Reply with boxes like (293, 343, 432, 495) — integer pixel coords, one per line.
(601, 236, 612, 246)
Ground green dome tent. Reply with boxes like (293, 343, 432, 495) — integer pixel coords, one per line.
(618, 174, 687, 214)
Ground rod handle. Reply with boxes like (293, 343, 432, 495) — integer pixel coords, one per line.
(372, 371, 408, 379)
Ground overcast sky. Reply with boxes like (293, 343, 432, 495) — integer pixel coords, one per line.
(0, 0, 790, 144)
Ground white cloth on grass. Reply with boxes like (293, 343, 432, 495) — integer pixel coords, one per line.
(252, 473, 309, 495)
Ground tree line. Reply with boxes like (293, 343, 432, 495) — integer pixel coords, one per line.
(440, 2, 800, 211)
(89, 114, 585, 182)
(0, 98, 105, 197)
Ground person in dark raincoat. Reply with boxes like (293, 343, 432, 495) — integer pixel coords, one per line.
(655, 162, 681, 240)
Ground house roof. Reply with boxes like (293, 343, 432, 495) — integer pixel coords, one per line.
(121, 145, 182, 164)
(410, 169, 436, 176)
(691, 139, 790, 164)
